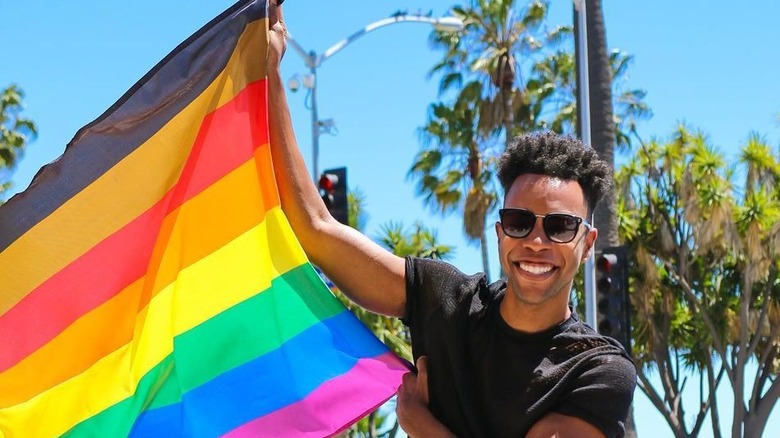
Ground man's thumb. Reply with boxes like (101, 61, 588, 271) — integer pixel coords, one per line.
(416, 356, 429, 402)
(269, 0, 284, 27)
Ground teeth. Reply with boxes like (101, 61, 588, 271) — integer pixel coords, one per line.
(518, 262, 553, 275)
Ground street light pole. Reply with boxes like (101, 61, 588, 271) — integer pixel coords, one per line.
(574, 0, 597, 329)
(286, 13, 464, 181)
(306, 60, 321, 182)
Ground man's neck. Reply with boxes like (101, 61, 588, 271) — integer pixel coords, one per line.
(499, 295, 572, 333)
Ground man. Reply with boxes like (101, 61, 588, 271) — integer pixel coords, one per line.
(267, 3, 635, 437)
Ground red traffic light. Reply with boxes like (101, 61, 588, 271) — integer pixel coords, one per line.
(596, 253, 618, 272)
(318, 173, 339, 192)
(318, 167, 348, 225)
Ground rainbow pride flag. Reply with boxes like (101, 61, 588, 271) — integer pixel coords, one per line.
(0, 1, 407, 436)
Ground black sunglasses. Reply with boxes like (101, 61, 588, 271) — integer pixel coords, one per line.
(498, 208, 591, 243)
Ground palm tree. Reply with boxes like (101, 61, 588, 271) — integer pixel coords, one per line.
(430, 0, 548, 145)
(574, 4, 640, 433)
(609, 51, 652, 150)
(410, 82, 498, 277)
(412, 0, 551, 278)
(0, 84, 37, 198)
(378, 221, 453, 261)
(529, 47, 651, 151)
(416, 1, 649, 279)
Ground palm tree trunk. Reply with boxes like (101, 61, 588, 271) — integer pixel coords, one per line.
(575, 3, 637, 437)
(501, 84, 514, 149)
(576, 0, 619, 250)
(480, 228, 490, 282)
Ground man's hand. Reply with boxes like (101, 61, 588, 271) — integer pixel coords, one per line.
(397, 356, 429, 415)
(396, 356, 455, 437)
(526, 413, 607, 438)
(268, 0, 286, 69)
(264, 0, 406, 319)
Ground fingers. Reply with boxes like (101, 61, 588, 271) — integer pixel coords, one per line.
(401, 370, 416, 389)
(398, 356, 429, 398)
(416, 355, 428, 375)
(267, 0, 287, 66)
(416, 356, 429, 404)
(269, 0, 284, 28)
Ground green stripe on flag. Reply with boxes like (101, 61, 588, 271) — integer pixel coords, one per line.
(63, 264, 344, 436)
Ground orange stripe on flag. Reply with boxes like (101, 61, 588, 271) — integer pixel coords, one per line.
(0, 81, 269, 374)
(0, 157, 277, 406)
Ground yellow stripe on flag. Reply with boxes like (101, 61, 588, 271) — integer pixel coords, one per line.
(0, 208, 307, 436)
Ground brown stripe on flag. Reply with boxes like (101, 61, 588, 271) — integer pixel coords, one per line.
(0, 20, 268, 314)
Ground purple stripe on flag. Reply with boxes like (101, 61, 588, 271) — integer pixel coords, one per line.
(224, 352, 409, 438)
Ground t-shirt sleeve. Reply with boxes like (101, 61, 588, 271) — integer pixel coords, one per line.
(402, 257, 478, 360)
(402, 256, 466, 326)
(552, 353, 637, 438)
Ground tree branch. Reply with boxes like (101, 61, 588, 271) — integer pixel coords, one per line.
(750, 374, 780, 433)
(748, 267, 778, 357)
(637, 370, 684, 434)
(652, 316, 683, 417)
(752, 340, 778, 413)
(693, 356, 725, 438)
(664, 260, 731, 378)
(759, 321, 780, 375)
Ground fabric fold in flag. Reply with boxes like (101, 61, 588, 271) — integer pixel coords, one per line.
(0, 0, 408, 436)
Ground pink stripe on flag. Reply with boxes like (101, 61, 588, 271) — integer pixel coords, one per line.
(224, 352, 410, 438)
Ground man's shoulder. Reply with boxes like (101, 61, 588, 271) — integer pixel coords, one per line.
(406, 256, 473, 280)
(406, 257, 494, 299)
(404, 257, 500, 322)
(556, 317, 629, 355)
(533, 320, 637, 437)
(546, 319, 636, 382)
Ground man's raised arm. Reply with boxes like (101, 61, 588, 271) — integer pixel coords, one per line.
(266, 2, 406, 317)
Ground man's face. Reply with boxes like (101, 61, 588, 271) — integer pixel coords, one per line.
(495, 173, 597, 311)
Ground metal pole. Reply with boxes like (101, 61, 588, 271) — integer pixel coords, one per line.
(575, 0, 597, 329)
(309, 64, 319, 181)
(287, 14, 464, 183)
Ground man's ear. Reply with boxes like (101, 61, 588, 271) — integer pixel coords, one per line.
(495, 221, 503, 242)
(581, 227, 598, 262)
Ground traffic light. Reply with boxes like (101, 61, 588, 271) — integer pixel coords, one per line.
(595, 245, 631, 353)
(318, 167, 348, 225)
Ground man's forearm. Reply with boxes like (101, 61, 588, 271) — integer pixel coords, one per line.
(265, 44, 407, 317)
(399, 408, 456, 438)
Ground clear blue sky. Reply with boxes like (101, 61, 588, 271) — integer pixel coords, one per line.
(2, 0, 779, 435)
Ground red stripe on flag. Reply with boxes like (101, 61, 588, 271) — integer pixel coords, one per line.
(0, 80, 269, 373)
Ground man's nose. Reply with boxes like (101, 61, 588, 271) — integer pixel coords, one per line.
(522, 218, 551, 250)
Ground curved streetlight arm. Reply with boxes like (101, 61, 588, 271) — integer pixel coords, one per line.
(284, 13, 463, 181)
(315, 15, 463, 67)
(286, 33, 316, 68)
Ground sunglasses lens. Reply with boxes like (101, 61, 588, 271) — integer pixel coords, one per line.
(501, 210, 536, 238)
(543, 214, 580, 243)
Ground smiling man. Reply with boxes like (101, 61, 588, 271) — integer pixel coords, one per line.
(267, 3, 635, 437)
(397, 135, 636, 437)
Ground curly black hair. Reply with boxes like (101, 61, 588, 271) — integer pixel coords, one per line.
(497, 132, 612, 212)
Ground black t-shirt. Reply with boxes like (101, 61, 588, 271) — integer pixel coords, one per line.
(402, 257, 636, 437)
